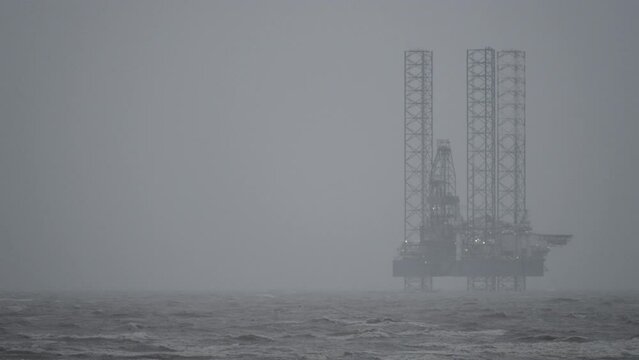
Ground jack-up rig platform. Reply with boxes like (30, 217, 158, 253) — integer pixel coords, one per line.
(393, 49, 571, 291)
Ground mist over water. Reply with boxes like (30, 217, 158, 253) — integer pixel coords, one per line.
(1, 1, 638, 359)
(0, 0, 638, 291)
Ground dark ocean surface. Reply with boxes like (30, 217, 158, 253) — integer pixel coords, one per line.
(1, 290, 638, 359)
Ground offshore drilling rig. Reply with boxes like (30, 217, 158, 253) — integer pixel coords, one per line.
(392, 48, 571, 291)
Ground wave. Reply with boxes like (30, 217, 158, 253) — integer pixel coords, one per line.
(0, 347, 64, 358)
(27, 331, 153, 344)
(257, 293, 276, 299)
(2, 305, 26, 313)
(404, 343, 449, 351)
(280, 332, 317, 339)
(341, 351, 382, 359)
(481, 311, 509, 319)
(328, 329, 360, 337)
(566, 312, 587, 319)
(365, 317, 399, 324)
(545, 297, 580, 303)
(516, 334, 558, 342)
(230, 334, 274, 343)
(326, 328, 392, 340)
(172, 310, 212, 318)
(559, 336, 590, 343)
(309, 316, 346, 325)
(515, 334, 591, 343)
(356, 329, 391, 339)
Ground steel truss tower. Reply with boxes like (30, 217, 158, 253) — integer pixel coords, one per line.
(403, 50, 433, 290)
(466, 48, 497, 247)
(494, 50, 527, 290)
(465, 48, 503, 291)
(497, 50, 526, 227)
(465, 48, 528, 291)
(404, 50, 433, 244)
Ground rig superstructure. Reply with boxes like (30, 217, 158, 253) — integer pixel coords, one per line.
(393, 48, 571, 291)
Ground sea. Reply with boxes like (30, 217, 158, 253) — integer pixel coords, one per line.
(1, 290, 638, 359)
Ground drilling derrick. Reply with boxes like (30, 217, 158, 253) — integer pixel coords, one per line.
(395, 138, 460, 290)
(393, 48, 571, 291)
(426, 139, 460, 268)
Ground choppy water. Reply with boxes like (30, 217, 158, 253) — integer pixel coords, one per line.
(1, 291, 638, 359)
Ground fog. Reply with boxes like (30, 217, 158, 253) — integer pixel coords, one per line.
(0, 0, 637, 291)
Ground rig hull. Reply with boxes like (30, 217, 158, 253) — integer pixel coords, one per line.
(392, 257, 544, 278)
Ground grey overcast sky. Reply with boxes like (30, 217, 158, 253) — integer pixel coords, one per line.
(0, 0, 637, 291)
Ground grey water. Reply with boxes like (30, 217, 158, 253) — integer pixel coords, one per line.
(1, 291, 638, 359)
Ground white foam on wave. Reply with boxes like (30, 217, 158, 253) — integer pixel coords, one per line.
(27, 331, 153, 342)
(432, 328, 507, 338)
(387, 337, 639, 359)
(3, 305, 26, 313)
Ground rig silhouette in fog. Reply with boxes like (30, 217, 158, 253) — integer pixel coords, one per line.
(393, 49, 571, 291)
